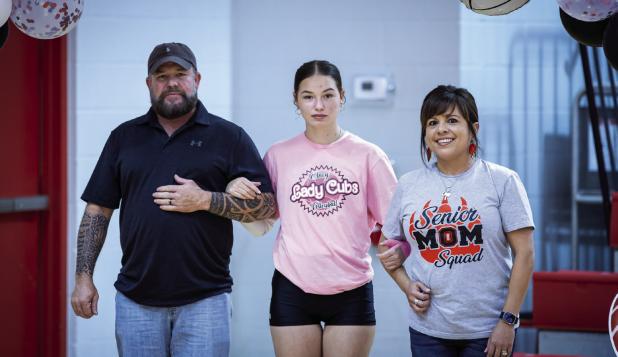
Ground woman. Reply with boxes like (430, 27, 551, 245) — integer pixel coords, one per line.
(226, 60, 405, 357)
(378, 85, 534, 357)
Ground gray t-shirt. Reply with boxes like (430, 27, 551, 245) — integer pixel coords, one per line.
(382, 159, 534, 339)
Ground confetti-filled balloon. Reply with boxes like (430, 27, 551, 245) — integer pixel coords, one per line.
(459, 0, 530, 16)
(560, 8, 609, 47)
(604, 13, 618, 69)
(10, 0, 84, 40)
(557, 0, 618, 22)
(1, 0, 11, 26)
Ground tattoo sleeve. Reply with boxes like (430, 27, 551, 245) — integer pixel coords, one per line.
(75, 208, 111, 277)
(209, 192, 276, 222)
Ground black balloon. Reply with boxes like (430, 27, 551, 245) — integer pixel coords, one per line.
(560, 8, 609, 47)
(604, 14, 618, 70)
(0, 22, 8, 49)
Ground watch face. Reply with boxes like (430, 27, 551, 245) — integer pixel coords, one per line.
(502, 312, 517, 324)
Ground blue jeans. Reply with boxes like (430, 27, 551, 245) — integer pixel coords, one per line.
(115, 291, 231, 357)
(409, 327, 488, 357)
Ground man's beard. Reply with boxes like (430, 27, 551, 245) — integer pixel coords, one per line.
(151, 90, 198, 119)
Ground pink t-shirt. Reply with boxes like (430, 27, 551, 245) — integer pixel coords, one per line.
(264, 132, 397, 294)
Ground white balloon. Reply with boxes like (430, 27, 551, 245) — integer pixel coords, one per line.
(460, 0, 530, 16)
(10, 0, 85, 40)
(0, 0, 11, 27)
(557, 0, 618, 22)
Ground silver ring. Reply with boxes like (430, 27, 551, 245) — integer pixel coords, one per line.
(501, 351, 508, 356)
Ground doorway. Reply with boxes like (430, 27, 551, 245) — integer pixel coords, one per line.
(0, 22, 67, 357)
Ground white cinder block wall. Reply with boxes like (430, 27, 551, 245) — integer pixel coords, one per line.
(69, 1, 232, 356)
(70, 1, 573, 356)
(70, 1, 460, 356)
(229, 1, 460, 356)
(459, 2, 579, 273)
(459, 2, 585, 351)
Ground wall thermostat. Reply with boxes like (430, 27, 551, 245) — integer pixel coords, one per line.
(353, 75, 395, 101)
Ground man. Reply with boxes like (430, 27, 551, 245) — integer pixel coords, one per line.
(71, 42, 276, 357)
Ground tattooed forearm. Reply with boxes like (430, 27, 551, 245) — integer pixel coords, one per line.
(75, 209, 111, 277)
(209, 192, 276, 222)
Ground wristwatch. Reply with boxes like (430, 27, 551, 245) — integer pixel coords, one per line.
(499, 311, 519, 326)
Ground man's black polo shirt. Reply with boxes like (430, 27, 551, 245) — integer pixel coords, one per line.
(81, 101, 272, 307)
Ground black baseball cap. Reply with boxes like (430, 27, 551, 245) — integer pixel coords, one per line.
(148, 42, 197, 74)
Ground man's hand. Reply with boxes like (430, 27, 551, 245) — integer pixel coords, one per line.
(154, 174, 276, 222)
(71, 275, 99, 319)
(72, 203, 111, 319)
(153, 174, 210, 212)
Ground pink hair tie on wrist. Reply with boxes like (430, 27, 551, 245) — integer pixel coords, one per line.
(382, 238, 411, 258)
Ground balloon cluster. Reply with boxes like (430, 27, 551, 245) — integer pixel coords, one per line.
(459, 1, 617, 69)
(0, 0, 84, 48)
(557, 0, 618, 69)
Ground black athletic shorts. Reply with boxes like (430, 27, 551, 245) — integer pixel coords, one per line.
(269, 269, 376, 326)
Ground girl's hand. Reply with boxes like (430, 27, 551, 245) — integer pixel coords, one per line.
(226, 177, 262, 199)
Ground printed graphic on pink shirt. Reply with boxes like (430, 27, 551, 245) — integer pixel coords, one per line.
(289, 165, 360, 216)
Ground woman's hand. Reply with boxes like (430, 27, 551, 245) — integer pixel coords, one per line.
(377, 240, 405, 271)
(404, 280, 431, 313)
(226, 177, 262, 199)
(485, 321, 515, 357)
